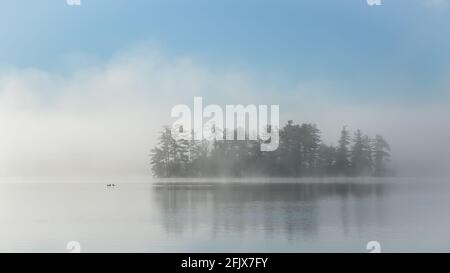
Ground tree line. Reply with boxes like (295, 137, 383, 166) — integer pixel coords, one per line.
(150, 120, 392, 178)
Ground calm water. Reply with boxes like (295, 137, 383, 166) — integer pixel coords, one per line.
(0, 177, 450, 252)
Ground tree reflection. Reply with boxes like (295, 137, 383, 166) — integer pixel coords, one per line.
(153, 181, 390, 240)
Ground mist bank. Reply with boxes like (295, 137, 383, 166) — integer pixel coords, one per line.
(0, 45, 450, 178)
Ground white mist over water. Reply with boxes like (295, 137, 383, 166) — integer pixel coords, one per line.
(0, 44, 450, 177)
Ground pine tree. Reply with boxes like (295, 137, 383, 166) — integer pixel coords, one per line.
(150, 127, 187, 177)
(277, 120, 302, 176)
(300, 124, 322, 175)
(336, 126, 351, 175)
(351, 130, 373, 176)
(373, 134, 391, 177)
(350, 129, 364, 175)
(362, 135, 374, 175)
(150, 128, 174, 177)
(318, 144, 337, 176)
(150, 123, 393, 178)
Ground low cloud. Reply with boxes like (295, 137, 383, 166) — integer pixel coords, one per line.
(0, 45, 449, 177)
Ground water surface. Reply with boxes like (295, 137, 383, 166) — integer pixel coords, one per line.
(0, 177, 449, 252)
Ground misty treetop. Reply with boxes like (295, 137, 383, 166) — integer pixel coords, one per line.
(150, 121, 392, 178)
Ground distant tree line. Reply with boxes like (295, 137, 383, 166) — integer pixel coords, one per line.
(150, 120, 392, 178)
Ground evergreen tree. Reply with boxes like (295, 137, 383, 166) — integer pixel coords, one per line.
(301, 124, 321, 175)
(150, 127, 178, 177)
(150, 127, 189, 177)
(318, 144, 337, 176)
(373, 134, 391, 177)
(188, 138, 210, 177)
(335, 126, 351, 175)
(277, 120, 303, 176)
(350, 130, 372, 176)
(150, 123, 393, 178)
(362, 135, 374, 175)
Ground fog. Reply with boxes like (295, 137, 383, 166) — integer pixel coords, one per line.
(0, 45, 449, 177)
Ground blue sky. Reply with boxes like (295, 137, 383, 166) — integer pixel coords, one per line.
(1, 0, 450, 103)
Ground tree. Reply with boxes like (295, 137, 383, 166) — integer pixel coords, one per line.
(362, 135, 374, 175)
(318, 144, 337, 176)
(277, 120, 303, 176)
(335, 126, 351, 175)
(186, 137, 210, 177)
(373, 134, 391, 177)
(150, 127, 188, 177)
(150, 123, 393, 178)
(350, 130, 372, 176)
(150, 128, 174, 177)
(300, 124, 322, 175)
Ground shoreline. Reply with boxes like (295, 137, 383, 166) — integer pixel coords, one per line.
(0, 176, 447, 185)
(152, 176, 404, 185)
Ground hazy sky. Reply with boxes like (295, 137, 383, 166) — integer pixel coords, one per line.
(1, 0, 450, 177)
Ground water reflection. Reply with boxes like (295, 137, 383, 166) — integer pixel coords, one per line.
(153, 182, 391, 240)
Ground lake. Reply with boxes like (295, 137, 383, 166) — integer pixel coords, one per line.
(0, 177, 449, 252)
